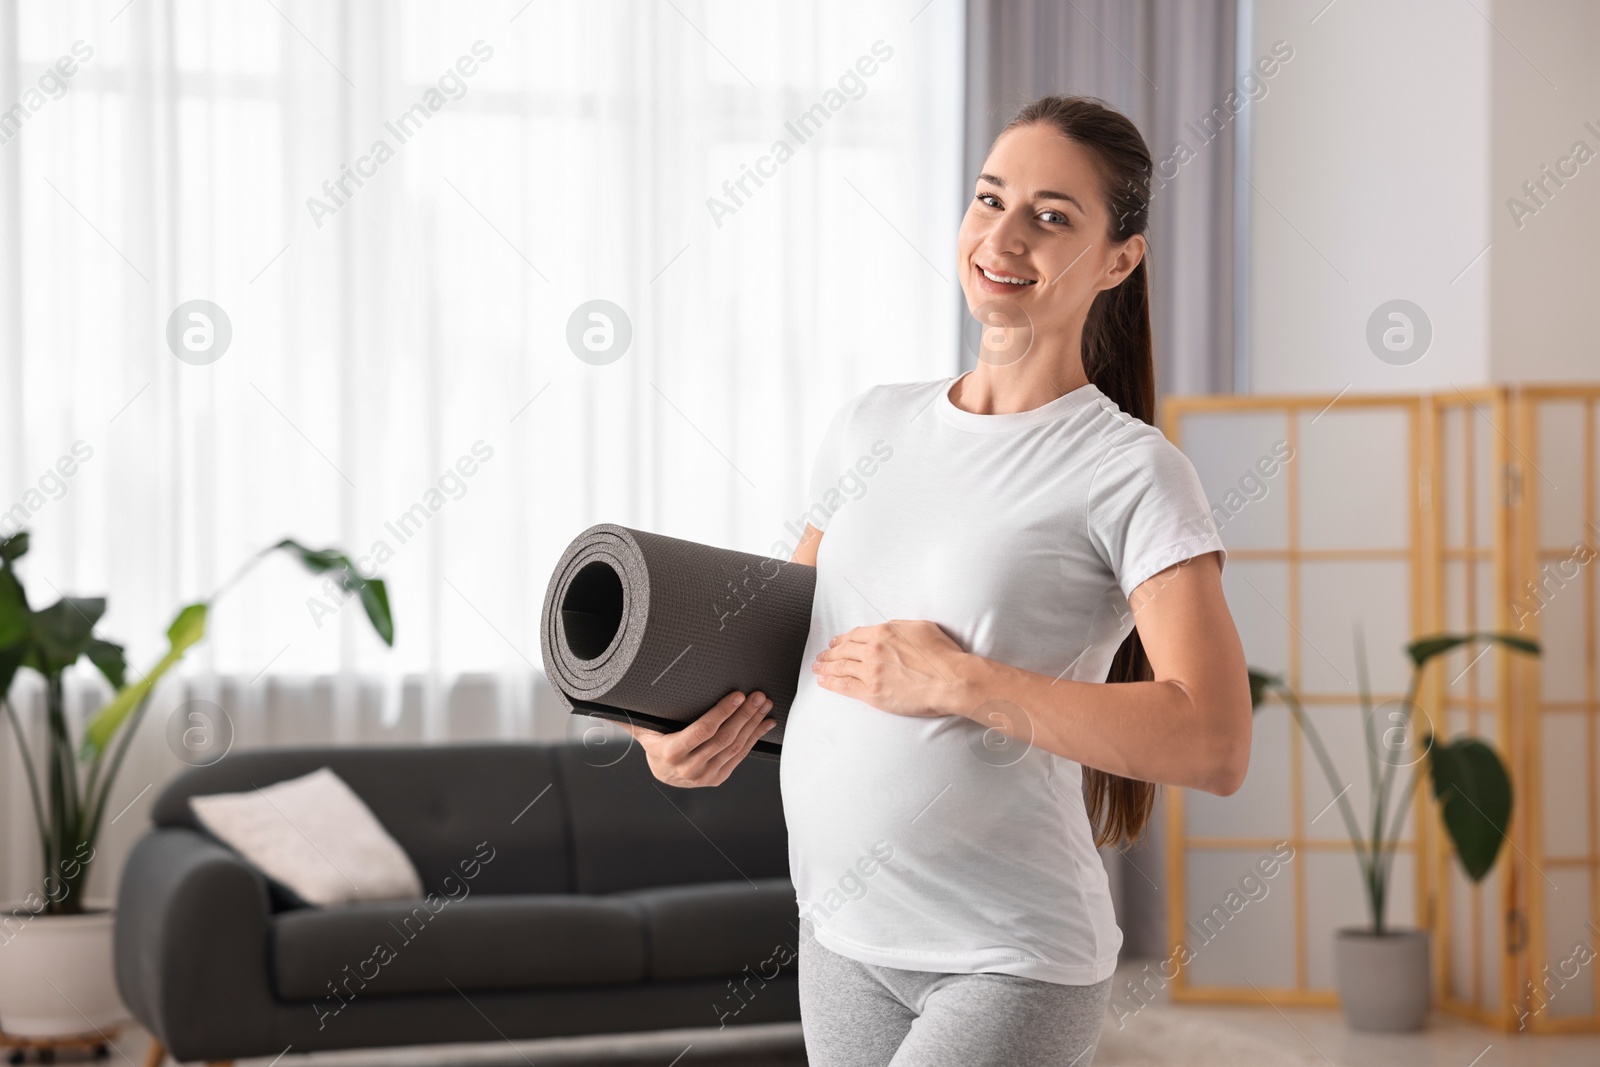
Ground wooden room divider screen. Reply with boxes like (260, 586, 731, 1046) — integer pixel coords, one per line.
(1160, 384, 1598, 1033)
(1513, 385, 1600, 1034)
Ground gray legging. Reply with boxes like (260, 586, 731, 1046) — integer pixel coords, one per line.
(797, 922, 1113, 1066)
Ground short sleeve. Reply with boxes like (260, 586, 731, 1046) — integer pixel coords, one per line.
(1087, 425, 1226, 599)
(803, 390, 866, 532)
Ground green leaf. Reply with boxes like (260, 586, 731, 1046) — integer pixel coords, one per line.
(0, 567, 28, 647)
(80, 680, 150, 760)
(272, 540, 393, 647)
(166, 602, 208, 656)
(85, 639, 127, 690)
(0, 644, 25, 704)
(1427, 735, 1513, 882)
(79, 602, 208, 759)
(30, 597, 107, 674)
(0, 531, 28, 562)
(1247, 667, 1281, 711)
(273, 538, 348, 574)
(1406, 632, 1540, 670)
(357, 578, 394, 646)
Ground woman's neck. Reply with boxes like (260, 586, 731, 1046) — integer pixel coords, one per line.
(949, 351, 1091, 417)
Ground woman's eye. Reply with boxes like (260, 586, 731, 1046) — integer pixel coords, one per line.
(974, 194, 1066, 225)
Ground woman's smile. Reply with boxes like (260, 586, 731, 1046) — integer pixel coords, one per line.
(973, 261, 1039, 295)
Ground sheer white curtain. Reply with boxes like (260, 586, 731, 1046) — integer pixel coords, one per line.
(0, 0, 964, 902)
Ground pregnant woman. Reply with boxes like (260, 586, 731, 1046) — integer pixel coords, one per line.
(620, 95, 1253, 1066)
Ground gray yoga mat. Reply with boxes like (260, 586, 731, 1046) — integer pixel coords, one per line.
(539, 524, 817, 761)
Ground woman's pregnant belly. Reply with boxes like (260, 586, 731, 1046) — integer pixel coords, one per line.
(779, 675, 1118, 972)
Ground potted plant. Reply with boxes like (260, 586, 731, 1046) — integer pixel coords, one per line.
(0, 530, 393, 1037)
(1250, 630, 1539, 1032)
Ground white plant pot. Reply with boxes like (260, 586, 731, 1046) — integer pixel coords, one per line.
(0, 908, 128, 1037)
(1333, 927, 1431, 1032)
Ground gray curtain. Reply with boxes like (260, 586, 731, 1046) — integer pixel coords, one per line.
(962, 0, 1242, 957)
(961, 0, 1240, 399)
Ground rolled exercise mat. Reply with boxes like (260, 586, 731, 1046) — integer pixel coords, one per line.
(539, 523, 816, 761)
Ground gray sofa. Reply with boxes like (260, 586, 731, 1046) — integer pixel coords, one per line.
(114, 740, 799, 1064)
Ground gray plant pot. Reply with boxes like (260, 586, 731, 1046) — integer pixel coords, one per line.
(1333, 927, 1430, 1031)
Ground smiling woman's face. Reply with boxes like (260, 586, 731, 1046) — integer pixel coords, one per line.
(956, 122, 1143, 351)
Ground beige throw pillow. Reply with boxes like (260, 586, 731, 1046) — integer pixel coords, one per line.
(188, 766, 424, 907)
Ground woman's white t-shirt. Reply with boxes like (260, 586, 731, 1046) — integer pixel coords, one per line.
(779, 371, 1227, 985)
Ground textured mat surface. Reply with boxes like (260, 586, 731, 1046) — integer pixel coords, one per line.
(540, 524, 816, 759)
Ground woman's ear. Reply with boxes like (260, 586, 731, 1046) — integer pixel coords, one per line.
(1098, 233, 1146, 292)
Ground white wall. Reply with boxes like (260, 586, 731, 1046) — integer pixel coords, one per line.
(1247, 0, 1494, 394)
(1487, 0, 1600, 383)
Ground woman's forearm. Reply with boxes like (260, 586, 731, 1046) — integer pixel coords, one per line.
(810, 555, 1251, 795)
(949, 653, 1247, 796)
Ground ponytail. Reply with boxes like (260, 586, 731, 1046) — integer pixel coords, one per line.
(1082, 257, 1158, 849)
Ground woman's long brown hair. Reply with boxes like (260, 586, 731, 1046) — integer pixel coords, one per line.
(998, 95, 1159, 849)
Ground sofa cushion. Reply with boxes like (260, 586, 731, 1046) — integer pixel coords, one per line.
(271, 894, 645, 1000)
(611, 878, 799, 981)
(556, 743, 789, 893)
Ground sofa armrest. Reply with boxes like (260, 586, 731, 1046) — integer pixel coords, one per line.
(114, 828, 277, 1060)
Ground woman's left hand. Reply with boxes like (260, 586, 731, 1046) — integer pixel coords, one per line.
(811, 620, 973, 718)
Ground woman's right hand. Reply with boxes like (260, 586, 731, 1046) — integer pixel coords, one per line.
(617, 690, 777, 787)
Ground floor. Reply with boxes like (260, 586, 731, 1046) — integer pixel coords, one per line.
(1088, 957, 1600, 1067)
(73, 959, 1600, 1067)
